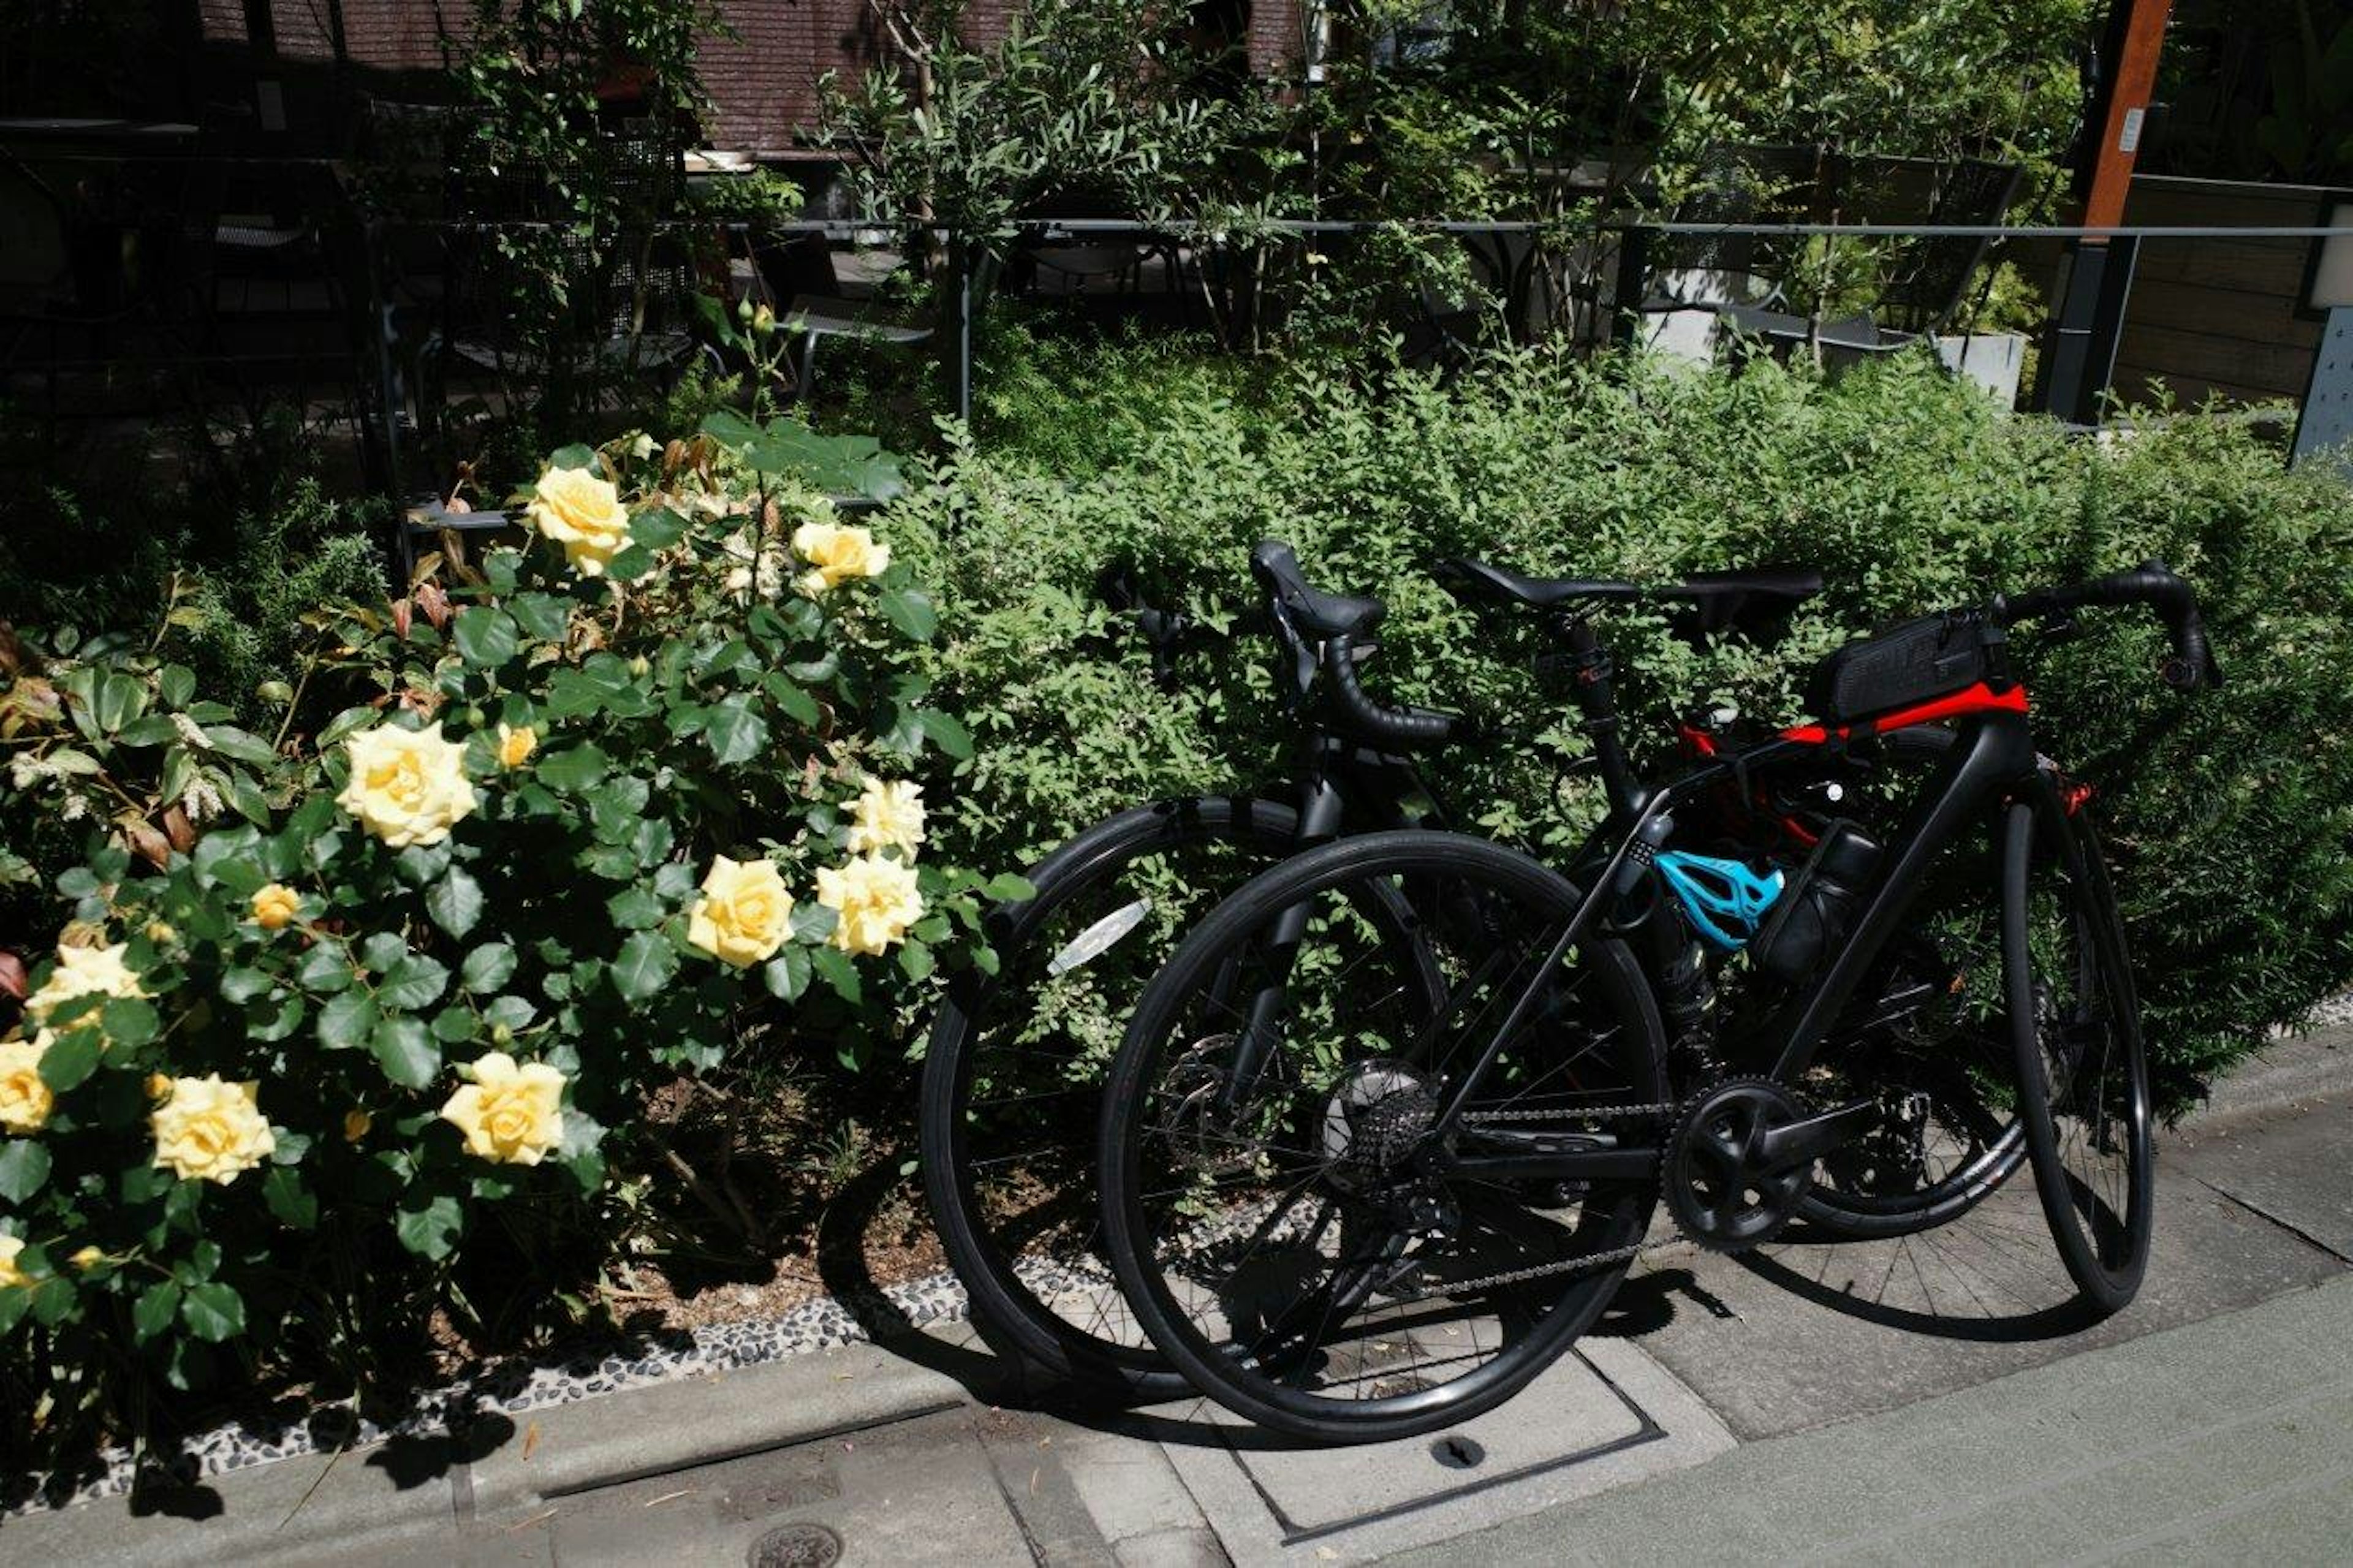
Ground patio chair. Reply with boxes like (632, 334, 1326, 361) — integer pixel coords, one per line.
(1719, 156, 2023, 360)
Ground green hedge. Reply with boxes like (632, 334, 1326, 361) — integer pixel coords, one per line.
(892, 346, 2353, 1102)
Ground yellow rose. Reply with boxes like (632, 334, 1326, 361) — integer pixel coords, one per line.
(151, 1075, 275, 1184)
(525, 466, 633, 577)
(251, 883, 300, 931)
(792, 519, 890, 597)
(337, 723, 477, 848)
(344, 1108, 373, 1143)
(25, 941, 143, 1028)
(145, 921, 176, 945)
(687, 855, 795, 969)
(69, 1246, 102, 1271)
(845, 778, 925, 858)
(146, 1073, 172, 1101)
(816, 854, 924, 956)
(497, 723, 537, 770)
(0, 1237, 26, 1291)
(439, 1052, 566, 1165)
(0, 1036, 55, 1135)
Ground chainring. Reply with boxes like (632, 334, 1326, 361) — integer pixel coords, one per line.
(1662, 1076, 1813, 1252)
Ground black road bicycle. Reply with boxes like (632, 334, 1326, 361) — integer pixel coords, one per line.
(923, 542, 2018, 1407)
(1094, 561, 2218, 1442)
(919, 542, 1876, 1404)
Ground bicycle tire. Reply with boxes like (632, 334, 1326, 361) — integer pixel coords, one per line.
(1776, 726, 2029, 1241)
(920, 795, 1306, 1404)
(2003, 796, 2154, 1315)
(1098, 830, 1665, 1443)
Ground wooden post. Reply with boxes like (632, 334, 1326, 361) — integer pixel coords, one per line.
(2033, 0, 2172, 422)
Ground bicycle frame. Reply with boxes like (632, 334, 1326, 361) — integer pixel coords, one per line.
(1433, 645, 2051, 1184)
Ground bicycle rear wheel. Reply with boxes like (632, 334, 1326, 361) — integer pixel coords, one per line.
(920, 797, 1300, 1404)
(1098, 830, 1665, 1444)
(2003, 797, 2154, 1315)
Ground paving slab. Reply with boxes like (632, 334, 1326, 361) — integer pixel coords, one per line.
(1148, 1336, 1732, 1566)
(506, 1405, 1038, 1568)
(2170, 1089, 2353, 1264)
(1376, 1274, 2353, 1566)
(1621, 1124, 2351, 1441)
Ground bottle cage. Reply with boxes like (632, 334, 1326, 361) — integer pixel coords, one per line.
(1654, 850, 1786, 950)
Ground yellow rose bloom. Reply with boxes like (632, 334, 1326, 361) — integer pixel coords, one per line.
(791, 519, 890, 597)
(497, 723, 537, 770)
(845, 778, 925, 858)
(344, 1108, 373, 1143)
(0, 1237, 26, 1291)
(439, 1052, 566, 1165)
(0, 1036, 55, 1135)
(151, 1075, 276, 1184)
(145, 921, 176, 945)
(525, 466, 633, 577)
(25, 941, 143, 1028)
(69, 1246, 102, 1271)
(816, 854, 925, 956)
(687, 855, 795, 969)
(251, 883, 300, 930)
(146, 1073, 172, 1101)
(337, 723, 477, 848)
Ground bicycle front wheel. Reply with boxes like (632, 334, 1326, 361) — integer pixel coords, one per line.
(1098, 830, 1666, 1444)
(2004, 797, 2154, 1316)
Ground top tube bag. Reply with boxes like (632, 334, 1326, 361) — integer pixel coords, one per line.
(1805, 611, 1998, 724)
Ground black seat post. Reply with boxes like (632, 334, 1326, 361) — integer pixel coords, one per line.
(1558, 613, 1640, 814)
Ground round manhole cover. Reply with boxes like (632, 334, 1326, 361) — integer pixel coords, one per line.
(1429, 1433, 1486, 1471)
(748, 1521, 843, 1568)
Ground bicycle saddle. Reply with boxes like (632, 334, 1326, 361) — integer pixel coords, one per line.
(1438, 558, 1824, 638)
(1251, 540, 1385, 640)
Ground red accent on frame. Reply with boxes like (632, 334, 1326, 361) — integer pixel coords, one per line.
(1778, 682, 2029, 746)
(1679, 723, 1720, 758)
(2063, 780, 2096, 816)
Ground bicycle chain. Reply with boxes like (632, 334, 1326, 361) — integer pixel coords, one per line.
(1388, 1099, 1686, 1303)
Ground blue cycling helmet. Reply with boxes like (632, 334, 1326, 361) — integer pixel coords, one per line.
(1654, 850, 1786, 950)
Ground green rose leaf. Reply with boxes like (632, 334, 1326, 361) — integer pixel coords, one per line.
(394, 1191, 466, 1260)
(897, 941, 934, 982)
(317, 990, 381, 1051)
(159, 663, 196, 708)
(93, 670, 149, 733)
(548, 442, 598, 470)
(249, 993, 308, 1043)
(37, 1029, 103, 1093)
(0, 1140, 51, 1202)
(100, 997, 159, 1048)
(372, 1015, 441, 1089)
(296, 943, 356, 995)
(380, 954, 451, 1011)
(762, 673, 821, 727)
(461, 942, 519, 994)
(206, 726, 279, 767)
(877, 582, 938, 643)
(180, 1282, 247, 1343)
(453, 606, 521, 668)
(811, 947, 862, 1006)
(263, 1166, 319, 1230)
(915, 709, 974, 761)
(631, 506, 690, 549)
(508, 591, 573, 642)
(426, 866, 487, 939)
(703, 694, 770, 767)
(537, 743, 610, 792)
(981, 873, 1039, 904)
(606, 887, 665, 930)
(610, 930, 678, 1004)
(763, 947, 811, 1001)
(219, 966, 274, 1004)
(132, 1280, 183, 1344)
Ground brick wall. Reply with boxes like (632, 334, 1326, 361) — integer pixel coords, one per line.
(202, 1, 1300, 151)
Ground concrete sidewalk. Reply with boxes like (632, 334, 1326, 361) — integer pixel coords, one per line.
(1380, 1273, 2353, 1566)
(7, 1028, 2347, 1566)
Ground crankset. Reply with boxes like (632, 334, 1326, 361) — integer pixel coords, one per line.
(1663, 1077, 1878, 1251)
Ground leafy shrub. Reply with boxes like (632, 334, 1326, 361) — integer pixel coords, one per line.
(892, 344, 2353, 1102)
(0, 426, 1006, 1476)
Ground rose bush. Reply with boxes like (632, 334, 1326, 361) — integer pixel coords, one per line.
(0, 425, 1019, 1469)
